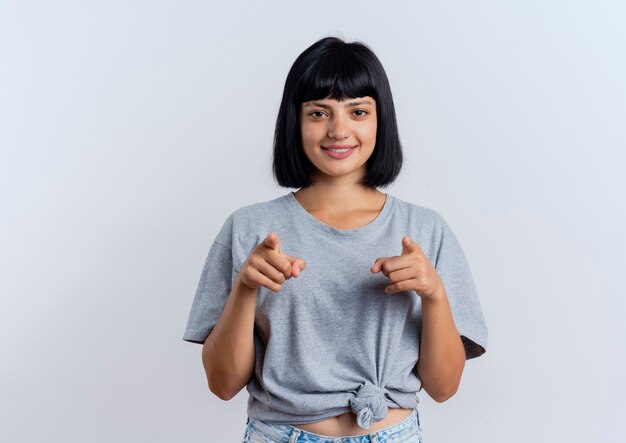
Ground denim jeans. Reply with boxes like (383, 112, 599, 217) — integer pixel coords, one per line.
(242, 409, 423, 442)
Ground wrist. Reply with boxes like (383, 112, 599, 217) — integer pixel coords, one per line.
(420, 286, 447, 304)
(234, 276, 258, 297)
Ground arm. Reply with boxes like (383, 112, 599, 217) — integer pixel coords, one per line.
(416, 286, 466, 402)
(202, 277, 257, 400)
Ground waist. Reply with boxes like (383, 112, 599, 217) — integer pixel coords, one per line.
(292, 407, 414, 437)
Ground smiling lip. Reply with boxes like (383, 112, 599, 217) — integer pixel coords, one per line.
(322, 145, 357, 159)
(322, 145, 357, 149)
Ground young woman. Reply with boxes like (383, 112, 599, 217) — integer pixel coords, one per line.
(183, 36, 488, 443)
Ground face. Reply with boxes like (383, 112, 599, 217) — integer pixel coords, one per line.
(299, 95, 377, 183)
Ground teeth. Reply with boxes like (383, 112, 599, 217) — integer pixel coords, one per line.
(328, 148, 351, 152)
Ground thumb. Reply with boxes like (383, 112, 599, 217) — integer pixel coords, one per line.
(401, 235, 419, 255)
(263, 231, 282, 253)
(286, 255, 306, 278)
(370, 256, 389, 273)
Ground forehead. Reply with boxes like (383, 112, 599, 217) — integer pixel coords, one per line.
(302, 96, 376, 108)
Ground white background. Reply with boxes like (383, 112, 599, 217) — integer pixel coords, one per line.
(1, 1, 624, 442)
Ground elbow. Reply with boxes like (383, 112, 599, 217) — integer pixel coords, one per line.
(213, 389, 235, 401)
(208, 381, 237, 401)
(432, 387, 458, 403)
(205, 369, 248, 401)
(432, 375, 462, 402)
(422, 378, 461, 403)
(428, 362, 465, 403)
(207, 368, 249, 401)
(205, 368, 235, 401)
(203, 345, 235, 400)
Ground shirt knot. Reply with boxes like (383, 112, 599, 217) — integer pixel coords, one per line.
(349, 383, 388, 429)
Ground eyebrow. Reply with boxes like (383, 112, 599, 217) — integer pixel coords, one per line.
(303, 100, 373, 109)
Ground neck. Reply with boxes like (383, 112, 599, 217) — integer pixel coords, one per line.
(293, 182, 384, 215)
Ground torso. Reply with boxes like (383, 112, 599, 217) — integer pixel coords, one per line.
(289, 189, 404, 436)
(292, 408, 414, 436)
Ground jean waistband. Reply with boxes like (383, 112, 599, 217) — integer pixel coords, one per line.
(247, 408, 421, 442)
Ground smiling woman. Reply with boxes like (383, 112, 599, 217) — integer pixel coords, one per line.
(272, 36, 404, 191)
(183, 35, 488, 443)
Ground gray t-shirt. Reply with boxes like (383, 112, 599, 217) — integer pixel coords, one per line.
(183, 191, 488, 430)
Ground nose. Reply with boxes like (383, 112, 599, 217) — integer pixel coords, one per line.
(328, 114, 350, 140)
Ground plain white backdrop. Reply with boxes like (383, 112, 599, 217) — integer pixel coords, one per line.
(1, 1, 625, 442)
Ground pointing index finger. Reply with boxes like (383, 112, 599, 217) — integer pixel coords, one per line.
(264, 231, 281, 252)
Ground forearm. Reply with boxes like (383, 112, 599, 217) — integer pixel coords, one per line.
(416, 287, 466, 402)
(202, 277, 257, 400)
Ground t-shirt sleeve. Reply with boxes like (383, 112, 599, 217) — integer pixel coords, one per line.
(182, 215, 238, 345)
(434, 215, 488, 360)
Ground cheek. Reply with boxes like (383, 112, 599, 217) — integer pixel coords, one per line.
(358, 124, 377, 144)
(302, 124, 324, 144)
(370, 127, 377, 141)
(300, 124, 312, 143)
(302, 133, 315, 148)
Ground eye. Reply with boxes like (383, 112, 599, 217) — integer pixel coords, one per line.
(309, 111, 326, 118)
(354, 109, 369, 117)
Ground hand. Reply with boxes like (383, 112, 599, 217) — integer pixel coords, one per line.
(370, 235, 444, 302)
(237, 231, 306, 293)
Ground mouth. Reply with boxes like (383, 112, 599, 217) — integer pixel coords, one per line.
(322, 145, 357, 152)
(321, 145, 357, 159)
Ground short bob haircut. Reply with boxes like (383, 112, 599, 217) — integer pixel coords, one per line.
(273, 36, 403, 189)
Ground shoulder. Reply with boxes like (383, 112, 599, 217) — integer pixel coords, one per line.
(215, 193, 289, 253)
(228, 193, 288, 227)
(390, 194, 448, 230)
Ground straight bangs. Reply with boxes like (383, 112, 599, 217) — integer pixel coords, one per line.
(295, 51, 378, 104)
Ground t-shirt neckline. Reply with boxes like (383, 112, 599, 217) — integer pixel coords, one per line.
(283, 191, 394, 238)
